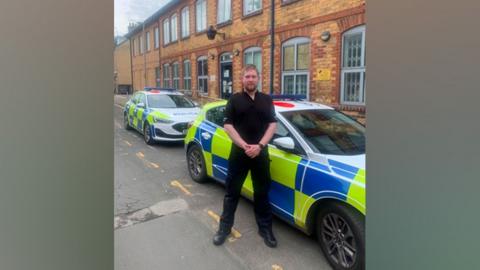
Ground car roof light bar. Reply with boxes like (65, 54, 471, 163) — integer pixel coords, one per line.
(270, 94, 306, 100)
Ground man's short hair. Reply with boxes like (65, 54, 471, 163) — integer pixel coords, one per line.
(242, 64, 259, 76)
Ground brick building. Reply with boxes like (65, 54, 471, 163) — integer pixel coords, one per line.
(126, 0, 366, 119)
(114, 39, 133, 94)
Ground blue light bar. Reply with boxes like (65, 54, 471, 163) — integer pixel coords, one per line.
(144, 87, 177, 92)
(270, 94, 307, 100)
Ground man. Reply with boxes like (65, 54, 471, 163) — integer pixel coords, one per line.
(213, 64, 278, 248)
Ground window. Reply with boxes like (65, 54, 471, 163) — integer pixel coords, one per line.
(163, 64, 171, 87)
(244, 0, 261, 15)
(281, 109, 365, 155)
(172, 62, 180, 89)
(281, 37, 310, 96)
(171, 14, 178, 42)
(154, 27, 159, 48)
(341, 25, 366, 105)
(196, 0, 207, 32)
(147, 94, 195, 108)
(197, 56, 208, 94)
(217, 0, 231, 24)
(206, 106, 226, 126)
(183, 60, 191, 90)
(155, 67, 160, 87)
(181, 7, 190, 38)
(243, 47, 262, 91)
(137, 37, 141, 55)
(146, 31, 151, 51)
(139, 35, 144, 54)
(163, 19, 170, 44)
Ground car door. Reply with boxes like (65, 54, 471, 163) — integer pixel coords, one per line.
(194, 105, 227, 181)
(126, 93, 139, 127)
(133, 93, 146, 131)
(267, 120, 309, 224)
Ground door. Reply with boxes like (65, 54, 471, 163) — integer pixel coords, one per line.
(219, 53, 233, 99)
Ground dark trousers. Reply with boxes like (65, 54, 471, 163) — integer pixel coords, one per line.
(219, 145, 273, 233)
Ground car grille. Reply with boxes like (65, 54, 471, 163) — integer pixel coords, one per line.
(154, 128, 184, 139)
(172, 122, 189, 133)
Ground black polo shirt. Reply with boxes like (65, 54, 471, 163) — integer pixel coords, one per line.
(224, 91, 276, 144)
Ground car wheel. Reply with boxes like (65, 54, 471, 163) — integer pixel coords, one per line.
(124, 113, 132, 130)
(187, 144, 208, 183)
(316, 202, 365, 270)
(143, 122, 155, 145)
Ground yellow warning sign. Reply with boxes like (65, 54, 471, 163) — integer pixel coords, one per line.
(315, 69, 331, 81)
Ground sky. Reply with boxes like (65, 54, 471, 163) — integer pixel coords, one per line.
(115, 0, 171, 36)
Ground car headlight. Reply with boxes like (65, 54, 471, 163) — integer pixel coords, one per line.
(153, 116, 174, 124)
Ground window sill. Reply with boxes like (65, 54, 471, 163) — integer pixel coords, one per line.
(242, 10, 263, 20)
(216, 20, 232, 29)
(195, 30, 207, 36)
(281, 0, 303, 7)
(180, 35, 190, 41)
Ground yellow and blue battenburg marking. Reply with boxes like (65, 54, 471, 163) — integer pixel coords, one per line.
(185, 113, 365, 231)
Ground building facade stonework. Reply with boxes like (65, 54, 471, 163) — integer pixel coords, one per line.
(127, 0, 366, 121)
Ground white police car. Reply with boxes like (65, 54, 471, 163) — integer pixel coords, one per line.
(123, 88, 201, 144)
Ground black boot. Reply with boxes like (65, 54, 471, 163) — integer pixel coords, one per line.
(213, 228, 231, 246)
(258, 228, 277, 248)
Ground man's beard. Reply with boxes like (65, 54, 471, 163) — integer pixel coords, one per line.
(244, 84, 257, 93)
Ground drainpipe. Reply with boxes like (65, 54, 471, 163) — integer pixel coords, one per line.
(129, 38, 134, 95)
(143, 23, 147, 88)
(269, 0, 275, 95)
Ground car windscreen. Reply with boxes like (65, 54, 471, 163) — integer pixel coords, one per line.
(281, 109, 365, 155)
(147, 94, 195, 108)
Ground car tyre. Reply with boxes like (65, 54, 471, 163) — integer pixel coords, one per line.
(124, 113, 132, 130)
(187, 144, 208, 183)
(316, 202, 365, 270)
(143, 122, 155, 145)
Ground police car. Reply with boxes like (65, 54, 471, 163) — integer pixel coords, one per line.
(184, 96, 365, 270)
(123, 88, 201, 144)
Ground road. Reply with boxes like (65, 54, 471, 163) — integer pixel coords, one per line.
(113, 95, 332, 270)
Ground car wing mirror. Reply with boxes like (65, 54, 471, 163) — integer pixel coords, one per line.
(137, 102, 145, 108)
(272, 137, 295, 152)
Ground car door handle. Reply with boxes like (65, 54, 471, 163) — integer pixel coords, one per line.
(201, 132, 211, 140)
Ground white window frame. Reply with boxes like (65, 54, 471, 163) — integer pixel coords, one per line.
(170, 14, 178, 42)
(243, 47, 262, 91)
(139, 36, 144, 54)
(163, 19, 170, 45)
(163, 63, 171, 87)
(197, 56, 208, 94)
(281, 37, 310, 98)
(183, 59, 191, 91)
(145, 31, 151, 51)
(243, 0, 262, 16)
(217, 0, 231, 24)
(154, 27, 159, 48)
(196, 0, 207, 32)
(181, 7, 190, 38)
(340, 25, 366, 105)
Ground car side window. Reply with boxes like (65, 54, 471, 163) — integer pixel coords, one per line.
(138, 94, 146, 105)
(273, 121, 291, 139)
(131, 93, 139, 104)
(206, 106, 226, 127)
(271, 120, 306, 156)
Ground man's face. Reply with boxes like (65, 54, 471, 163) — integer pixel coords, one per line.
(242, 69, 259, 92)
